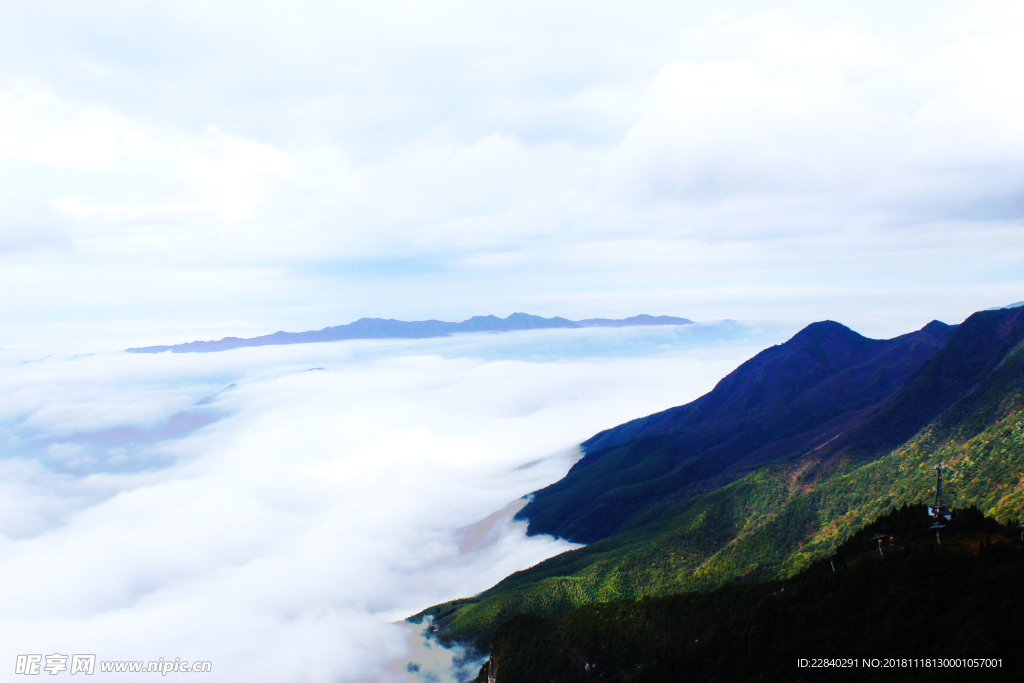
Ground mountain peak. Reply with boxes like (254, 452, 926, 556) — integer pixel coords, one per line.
(789, 320, 862, 342)
(521, 317, 954, 543)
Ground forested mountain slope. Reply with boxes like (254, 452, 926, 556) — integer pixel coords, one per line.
(411, 307, 1024, 649)
(474, 505, 1024, 683)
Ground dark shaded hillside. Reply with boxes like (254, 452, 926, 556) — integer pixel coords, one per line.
(518, 319, 956, 544)
(474, 505, 1024, 683)
(827, 307, 1024, 458)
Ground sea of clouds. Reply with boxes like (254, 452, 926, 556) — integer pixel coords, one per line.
(0, 323, 779, 682)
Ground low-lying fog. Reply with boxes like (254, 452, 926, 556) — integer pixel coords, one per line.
(0, 323, 782, 681)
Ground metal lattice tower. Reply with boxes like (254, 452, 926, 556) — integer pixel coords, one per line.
(927, 464, 952, 521)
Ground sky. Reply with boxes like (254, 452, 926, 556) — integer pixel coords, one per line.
(1, 0, 1023, 353)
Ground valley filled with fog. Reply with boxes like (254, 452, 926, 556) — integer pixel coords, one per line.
(0, 323, 778, 681)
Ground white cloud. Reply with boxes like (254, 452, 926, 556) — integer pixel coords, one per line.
(178, 128, 296, 223)
(0, 328, 767, 682)
(0, 194, 71, 253)
(749, 18, 894, 69)
(605, 58, 852, 202)
(43, 443, 87, 461)
(0, 82, 156, 171)
(0, 2, 1022, 342)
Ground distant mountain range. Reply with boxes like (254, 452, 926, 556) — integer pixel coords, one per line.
(412, 305, 1024, 656)
(126, 313, 694, 354)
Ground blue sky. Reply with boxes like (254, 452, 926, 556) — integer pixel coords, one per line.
(2, 0, 1023, 353)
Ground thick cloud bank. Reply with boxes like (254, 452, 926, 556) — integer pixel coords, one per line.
(0, 325, 770, 681)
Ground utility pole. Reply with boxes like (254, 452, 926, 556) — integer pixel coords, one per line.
(870, 533, 886, 556)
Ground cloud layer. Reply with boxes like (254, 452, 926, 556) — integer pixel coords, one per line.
(0, 327, 770, 681)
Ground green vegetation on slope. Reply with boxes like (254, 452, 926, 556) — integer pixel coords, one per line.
(476, 505, 1024, 683)
(412, 337, 1024, 649)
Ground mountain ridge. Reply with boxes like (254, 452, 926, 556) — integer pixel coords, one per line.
(125, 313, 695, 354)
(410, 305, 1024, 650)
(517, 317, 957, 544)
